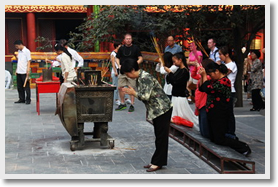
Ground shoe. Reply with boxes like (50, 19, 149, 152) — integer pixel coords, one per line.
(125, 98, 131, 105)
(146, 166, 162, 172)
(26, 100, 31, 105)
(143, 164, 152, 168)
(250, 108, 258, 111)
(115, 100, 121, 106)
(243, 147, 252, 157)
(128, 105, 134, 112)
(115, 104, 127, 111)
(14, 100, 25, 104)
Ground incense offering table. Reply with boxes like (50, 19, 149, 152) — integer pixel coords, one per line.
(35, 76, 60, 115)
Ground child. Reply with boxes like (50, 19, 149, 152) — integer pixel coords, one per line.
(110, 41, 122, 105)
(198, 62, 251, 156)
(164, 52, 199, 127)
(155, 52, 178, 100)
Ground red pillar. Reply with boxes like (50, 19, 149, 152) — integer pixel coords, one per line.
(26, 12, 36, 52)
(87, 5, 93, 18)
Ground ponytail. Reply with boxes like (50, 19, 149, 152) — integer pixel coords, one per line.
(54, 43, 72, 60)
(173, 52, 188, 69)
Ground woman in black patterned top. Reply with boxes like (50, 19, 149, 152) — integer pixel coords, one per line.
(199, 62, 251, 156)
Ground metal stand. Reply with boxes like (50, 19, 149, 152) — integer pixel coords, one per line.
(70, 122, 115, 151)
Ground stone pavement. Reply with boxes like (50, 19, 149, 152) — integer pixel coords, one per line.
(5, 88, 265, 175)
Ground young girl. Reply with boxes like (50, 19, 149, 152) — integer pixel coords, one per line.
(218, 46, 238, 139)
(164, 52, 199, 127)
(198, 62, 251, 156)
(54, 44, 76, 83)
(155, 52, 179, 100)
(110, 41, 122, 105)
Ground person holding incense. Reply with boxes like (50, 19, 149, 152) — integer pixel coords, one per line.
(115, 33, 143, 112)
(13, 40, 31, 105)
(164, 52, 199, 127)
(155, 52, 178, 100)
(121, 58, 172, 172)
(59, 39, 84, 70)
(54, 44, 76, 83)
(187, 41, 203, 104)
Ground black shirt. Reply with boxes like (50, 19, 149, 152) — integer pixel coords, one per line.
(166, 68, 190, 97)
(116, 44, 142, 65)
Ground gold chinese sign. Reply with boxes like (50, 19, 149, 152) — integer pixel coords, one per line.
(5, 5, 87, 13)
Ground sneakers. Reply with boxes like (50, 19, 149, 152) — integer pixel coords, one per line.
(115, 104, 127, 111)
(125, 98, 131, 105)
(115, 103, 135, 112)
(115, 100, 121, 106)
(128, 105, 134, 112)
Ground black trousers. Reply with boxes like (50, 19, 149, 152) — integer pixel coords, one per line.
(227, 92, 236, 135)
(252, 89, 265, 110)
(208, 116, 249, 154)
(16, 74, 31, 102)
(151, 107, 173, 166)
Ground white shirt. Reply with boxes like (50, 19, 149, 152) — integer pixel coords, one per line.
(155, 63, 179, 95)
(16, 46, 31, 74)
(52, 54, 62, 67)
(60, 53, 76, 82)
(225, 61, 238, 93)
(110, 51, 119, 75)
(67, 47, 84, 68)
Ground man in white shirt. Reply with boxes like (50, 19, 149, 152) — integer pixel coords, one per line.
(207, 38, 221, 65)
(13, 40, 31, 104)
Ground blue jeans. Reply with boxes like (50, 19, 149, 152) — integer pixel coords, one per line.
(111, 73, 119, 101)
(199, 106, 210, 139)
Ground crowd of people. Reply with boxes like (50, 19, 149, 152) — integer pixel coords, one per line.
(112, 34, 266, 171)
(10, 33, 265, 172)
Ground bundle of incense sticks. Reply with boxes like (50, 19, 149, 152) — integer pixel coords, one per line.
(151, 36, 164, 66)
(194, 38, 209, 58)
(89, 74, 98, 86)
(101, 60, 111, 80)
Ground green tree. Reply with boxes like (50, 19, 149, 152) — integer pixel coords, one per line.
(70, 5, 265, 107)
(185, 5, 265, 107)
